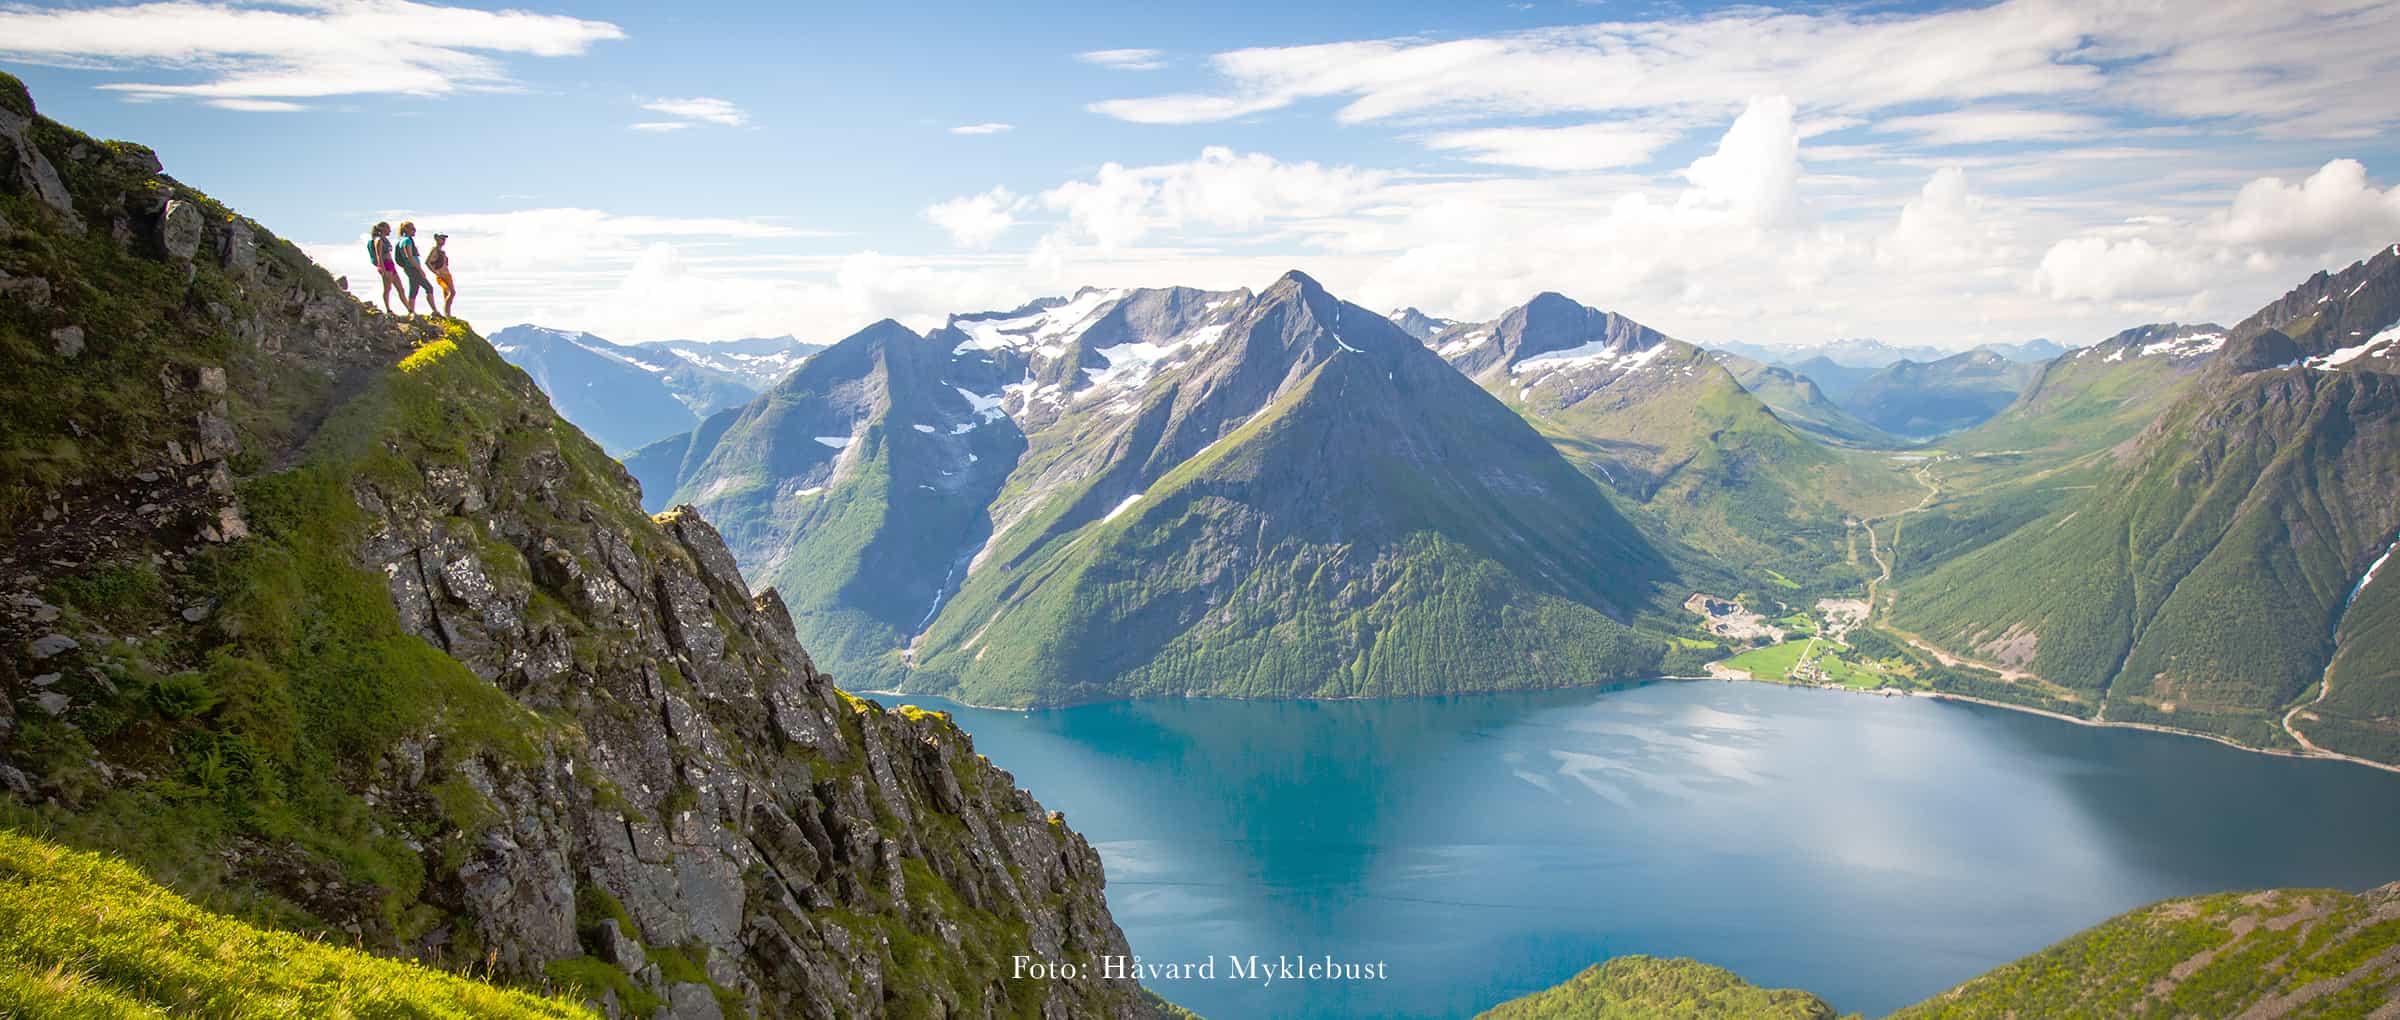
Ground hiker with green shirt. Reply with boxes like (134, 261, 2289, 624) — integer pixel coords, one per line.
(392, 221, 438, 318)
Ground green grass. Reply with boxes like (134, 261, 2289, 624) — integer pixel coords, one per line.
(1477, 955, 1838, 1019)
(1891, 885, 2400, 1019)
(1723, 641, 1812, 681)
(1483, 883, 2400, 1019)
(0, 828, 592, 1019)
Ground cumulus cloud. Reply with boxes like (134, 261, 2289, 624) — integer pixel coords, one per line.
(1679, 97, 1802, 227)
(926, 188, 1024, 247)
(0, 0, 622, 108)
(1076, 48, 1166, 71)
(1879, 167, 2020, 270)
(2032, 236, 2209, 301)
(2205, 159, 2400, 256)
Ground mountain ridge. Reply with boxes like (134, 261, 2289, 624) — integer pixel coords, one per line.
(0, 73, 1153, 1018)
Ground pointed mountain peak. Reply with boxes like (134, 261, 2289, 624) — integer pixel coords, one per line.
(1268, 269, 1328, 297)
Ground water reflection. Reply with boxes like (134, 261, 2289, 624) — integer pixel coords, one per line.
(899, 682, 2400, 1019)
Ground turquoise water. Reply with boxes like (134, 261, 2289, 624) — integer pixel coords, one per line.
(900, 681, 2400, 1019)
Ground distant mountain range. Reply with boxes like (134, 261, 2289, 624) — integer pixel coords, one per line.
(630, 277, 1669, 703)
(527, 249, 2399, 764)
(488, 325, 821, 453)
(1714, 335, 2070, 369)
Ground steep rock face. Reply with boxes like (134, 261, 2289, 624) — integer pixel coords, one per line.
(0, 73, 1144, 1018)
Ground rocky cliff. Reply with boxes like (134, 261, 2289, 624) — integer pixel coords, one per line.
(0, 72, 1147, 1018)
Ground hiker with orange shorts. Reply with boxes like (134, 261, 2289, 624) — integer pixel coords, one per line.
(427, 232, 456, 318)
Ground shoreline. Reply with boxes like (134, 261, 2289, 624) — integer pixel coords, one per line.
(850, 680, 2400, 776)
(1711, 674, 2400, 776)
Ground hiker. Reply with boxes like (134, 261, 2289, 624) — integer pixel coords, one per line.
(427, 232, 455, 318)
(367, 221, 401, 314)
(393, 221, 438, 317)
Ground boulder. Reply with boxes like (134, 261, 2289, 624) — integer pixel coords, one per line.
(0, 99, 79, 229)
(49, 325, 83, 359)
(159, 198, 203, 261)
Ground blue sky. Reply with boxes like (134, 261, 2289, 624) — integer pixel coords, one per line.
(5, 0, 2399, 349)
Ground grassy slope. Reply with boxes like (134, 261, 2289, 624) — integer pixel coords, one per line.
(1492, 342, 1917, 602)
(1891, 884, 2400, 1019)
(1483, 883, 2400, 1020)
(1477, 956, 1842, 1020)
(0, 829, 591, 1019)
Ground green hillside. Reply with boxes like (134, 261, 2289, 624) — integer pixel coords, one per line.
(1485, 881, 2400, 1019)
(0, 829, 591, 1019)
(1891, 883, 2400, 1019)
(1838, 350, 2041, 439)
(1887, 249, 2400, 758)
(1478, 956, 1842, 1020)
(1434, 295, 1919, 601)
(906, 274, 1670, 704)
(1716, 351, 1901, 448)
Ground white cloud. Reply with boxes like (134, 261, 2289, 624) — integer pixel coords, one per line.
(206, 98, 305, 113)
(0, 0, 622, 108)
(1077, 48, 1167, 71)
(950, 122, 1014, 135)
(1084, 2, 2400, 140)
(1877, 108, 2112, 146)
(2205, 159, 2400, 256)
(1679, 97, 1802, 227)
(1038, 147, 1388, 250)
(926, 188, 1024, 247)
(638, 96, 747, 128)
(1422, 122, 1679, 171)
(2032, 236, 2208, 302)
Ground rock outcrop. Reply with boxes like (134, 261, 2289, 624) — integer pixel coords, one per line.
(0, 71, 1147, 1018)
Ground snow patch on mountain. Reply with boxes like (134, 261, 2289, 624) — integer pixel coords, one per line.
(1437, 329, 1495, 358)
(1083, 323, 1228, 394)
(814, 436, 852, 449)
(2139, 331, 2226, 358)
(1512, 340, 1670, 378)
(1102, 494, 1143, 523)
(952, 289, 1125, 356)
(954, 386, 1008, 423)
(2308, 323, 2400, 371)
